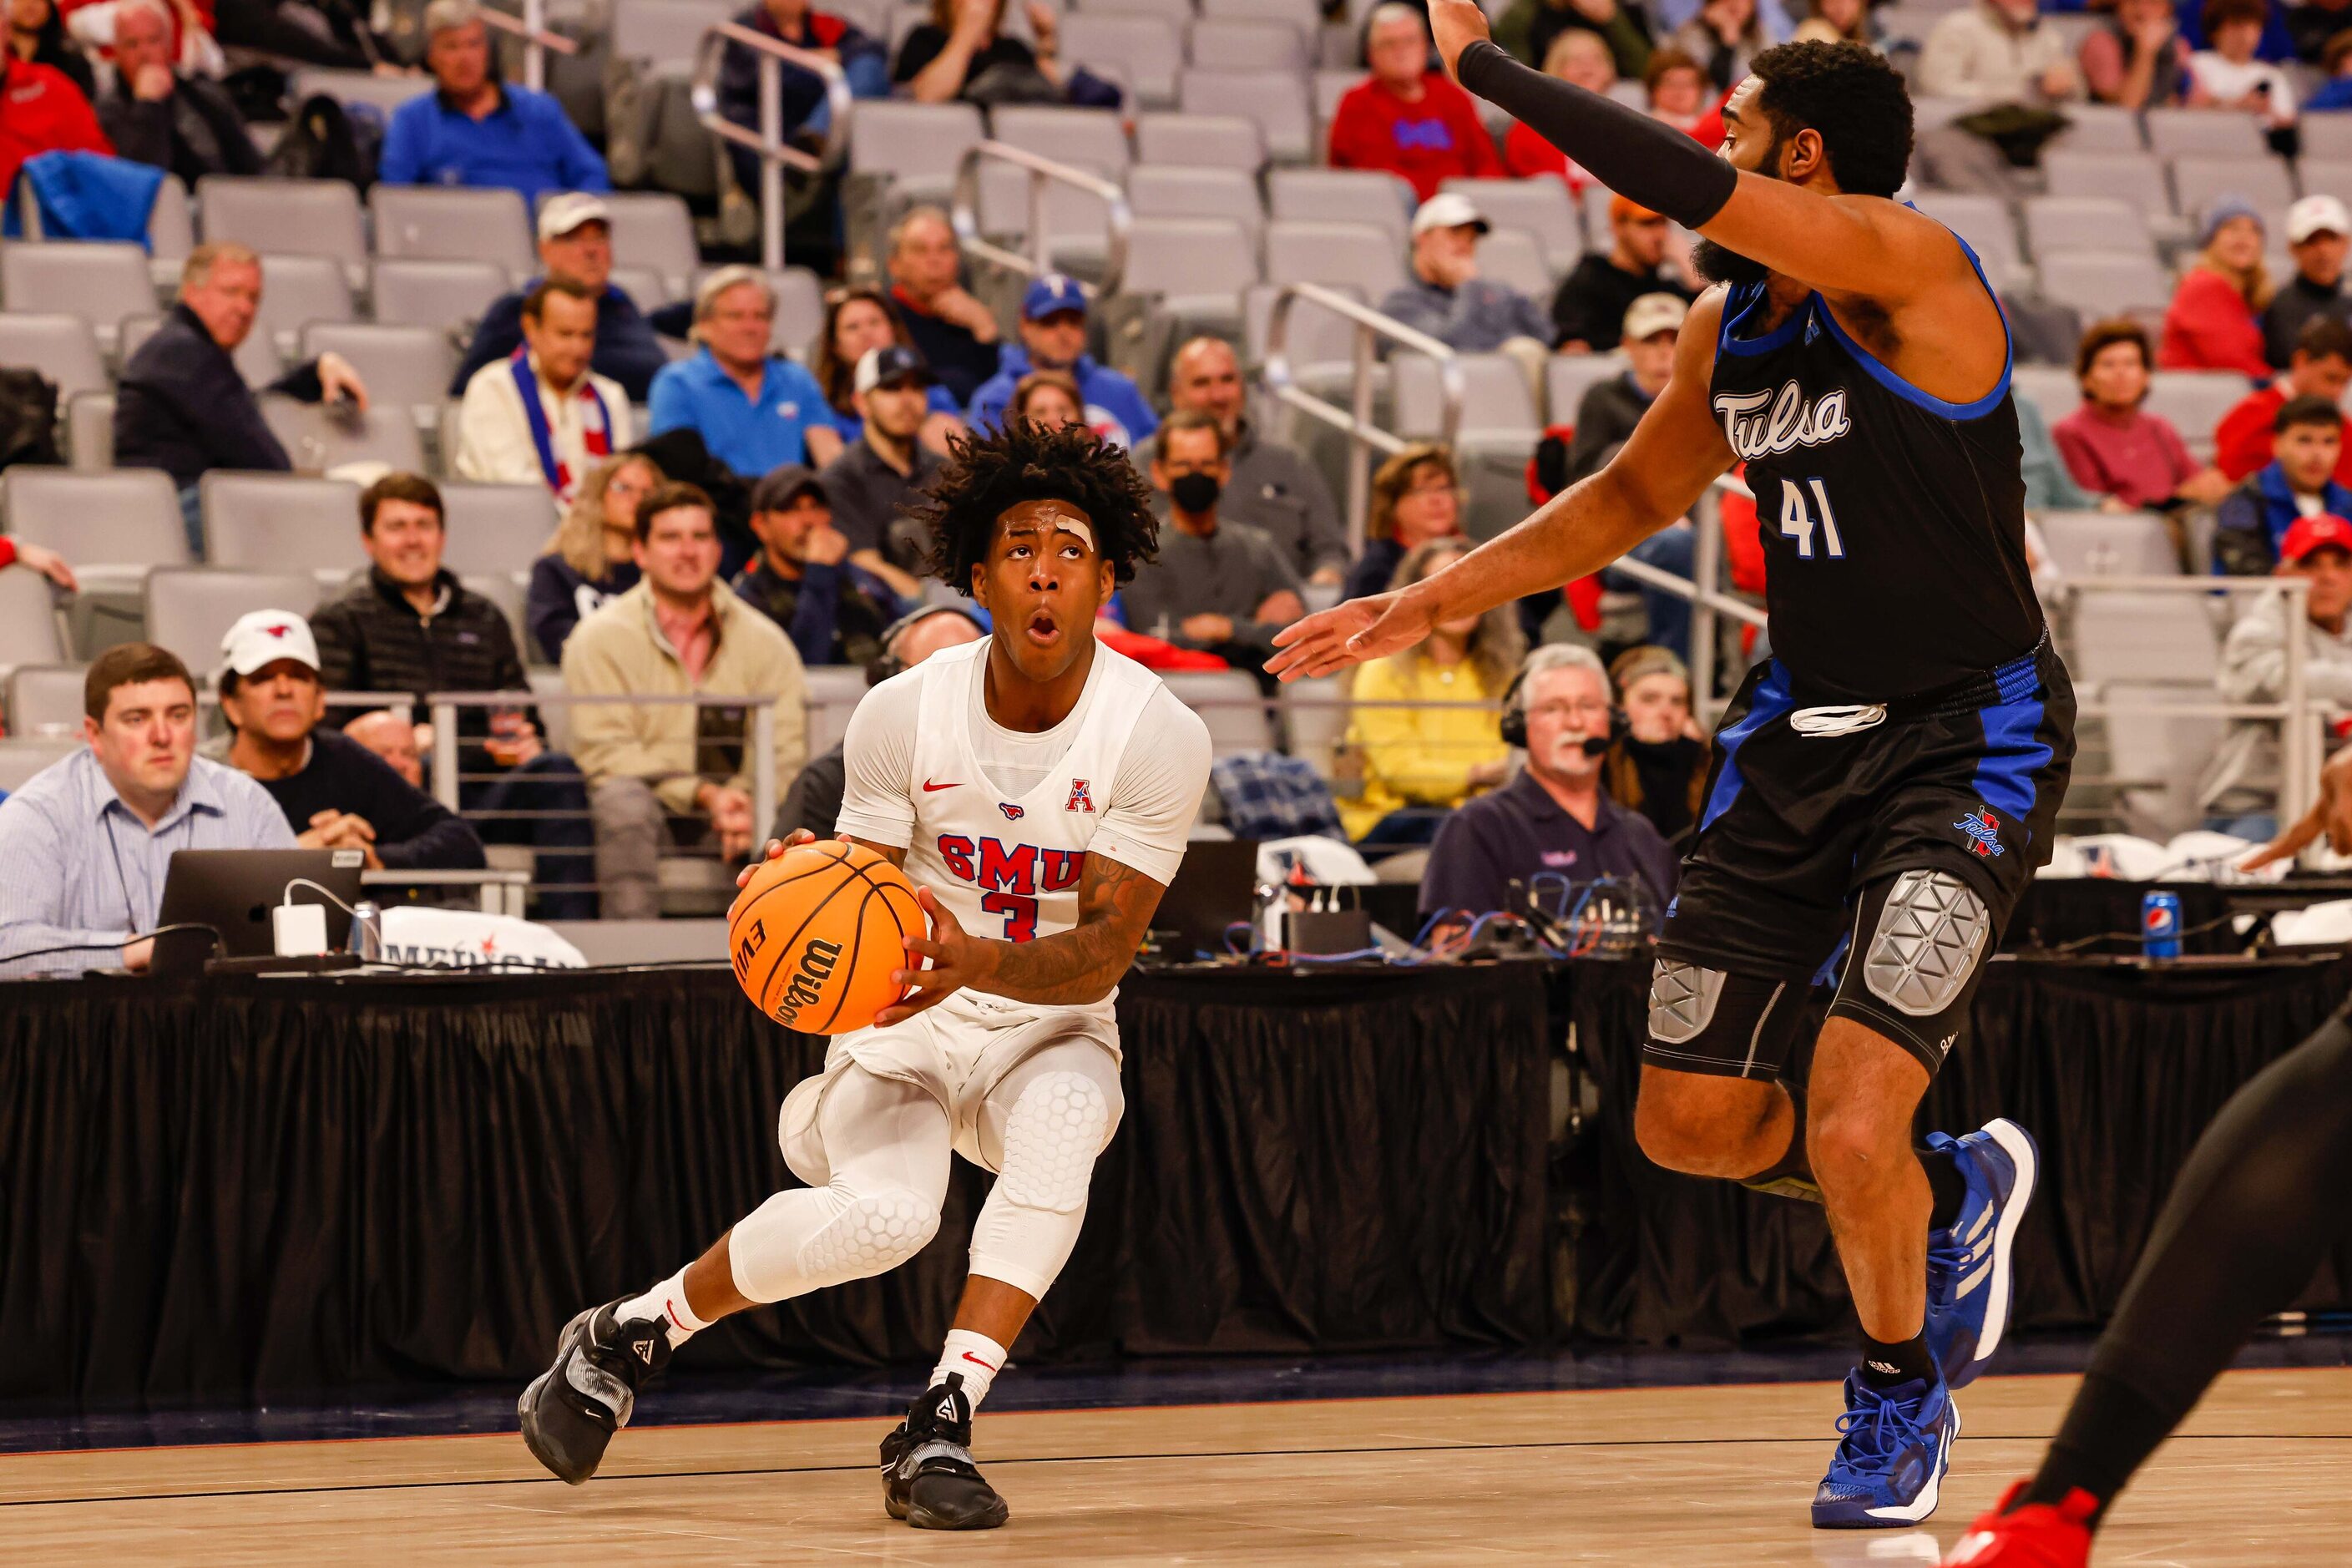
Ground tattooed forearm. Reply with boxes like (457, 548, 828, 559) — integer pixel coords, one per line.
(974, 854, 1166, 1005)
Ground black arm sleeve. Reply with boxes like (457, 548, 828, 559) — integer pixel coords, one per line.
(1456, 40, 1737, 230)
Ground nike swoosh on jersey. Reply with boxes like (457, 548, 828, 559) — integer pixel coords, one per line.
(922, 780, 961, 792)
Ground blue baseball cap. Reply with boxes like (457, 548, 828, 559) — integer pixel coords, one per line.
(1022, 273, 1088, 321)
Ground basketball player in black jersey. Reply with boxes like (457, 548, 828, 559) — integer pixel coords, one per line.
(1274, 2, 2074, 1530)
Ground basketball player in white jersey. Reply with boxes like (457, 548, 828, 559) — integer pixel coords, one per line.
(519, 418, 1213, 1531)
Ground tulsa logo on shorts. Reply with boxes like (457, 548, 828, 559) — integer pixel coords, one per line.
(1954, 806, 2005, 857)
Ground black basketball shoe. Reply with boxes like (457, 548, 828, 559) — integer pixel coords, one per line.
(879, 1373, 1009, 1530)
(517, 1300, 672, 1485)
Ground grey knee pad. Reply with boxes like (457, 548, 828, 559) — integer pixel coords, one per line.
(997, 1070, 1113, 1214)
(1862, 869, 1990, 1018)
(1648, 959, 1727, 1045)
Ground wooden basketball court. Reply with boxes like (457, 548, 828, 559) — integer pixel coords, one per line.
(4, 1366, 2345, 1563)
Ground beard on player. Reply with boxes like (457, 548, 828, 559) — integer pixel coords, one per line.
(1693, 236, 1772, 288)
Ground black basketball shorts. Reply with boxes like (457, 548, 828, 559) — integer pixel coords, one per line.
(1643, 636, 2076, 1081)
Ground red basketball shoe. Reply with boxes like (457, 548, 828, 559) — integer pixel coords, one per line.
(1938, 1480, 2096, 1565)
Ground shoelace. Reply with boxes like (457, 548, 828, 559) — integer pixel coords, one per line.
(1830, 1382, 1916, 1474)
(1789, 704, 1889, 737)
(1925, 1228, 1968, 1292)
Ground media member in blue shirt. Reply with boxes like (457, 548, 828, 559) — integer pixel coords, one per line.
(380, 0, 609, 204)
(648, 266, 838, 478)
(966, 275, 1157, 450)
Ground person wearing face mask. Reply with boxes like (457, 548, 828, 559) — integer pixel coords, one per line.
(1118, 412, 1306, 671)
(1597, 643, 1710, 850)
(1419, 642, 1677, 925)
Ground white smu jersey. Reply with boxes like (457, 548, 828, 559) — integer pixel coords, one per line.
(833, 638, 1211, 952)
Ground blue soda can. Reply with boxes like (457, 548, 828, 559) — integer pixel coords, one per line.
(2141, 891, 2183, 960)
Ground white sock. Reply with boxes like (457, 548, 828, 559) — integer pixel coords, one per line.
(933, 1329, 1009, 1411)
(616, 1267, 712, 1348)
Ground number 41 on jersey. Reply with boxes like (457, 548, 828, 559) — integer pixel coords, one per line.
(1779, 477, 1845, 560)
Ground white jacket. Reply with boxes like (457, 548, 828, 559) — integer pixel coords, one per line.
(2197, 588, 2352, 812)
(452, 352, 633, 507)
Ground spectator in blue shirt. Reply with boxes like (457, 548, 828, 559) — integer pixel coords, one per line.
(379, 0, 609, 205)
(449, 192, 668, 402)
(648, 266, 838, 478)
(967, 274, 1158, 450)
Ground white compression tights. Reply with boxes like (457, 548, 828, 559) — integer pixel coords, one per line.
(727, 1043, 1124, 1306)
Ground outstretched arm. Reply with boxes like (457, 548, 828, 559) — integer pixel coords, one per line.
(1268, 289, 1737, 680)
(880, 852, 1165, 1024)
(1432, 0, 1973, 304)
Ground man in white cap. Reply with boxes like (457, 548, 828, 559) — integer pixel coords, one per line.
(449, 190, 669, 401)
(217, 610, 486, 875)
(1379, 190, 1556, 393)
(2263, 194, 2352, 370)
(380, 0, 608, 202)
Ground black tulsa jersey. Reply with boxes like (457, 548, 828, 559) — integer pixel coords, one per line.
(1706, 254, 2044, 704)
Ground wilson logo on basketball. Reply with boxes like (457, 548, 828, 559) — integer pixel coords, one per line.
(732, 916, 766, 983)
(772, 938, 844, 1028)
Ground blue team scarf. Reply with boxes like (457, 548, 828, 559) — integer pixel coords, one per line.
(509, 347, 611, 503)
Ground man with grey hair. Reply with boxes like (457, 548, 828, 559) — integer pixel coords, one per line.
(94, 0, 260, 183)
(1419, 641, 1677, 925)
(647, 264, 836, 479)
(886, 204, 1003, 404)
(1328, 0, 1505, 200)
(115, 241, 372, 551)
(450, 192, 667, 401)
(382, 0, 608, 202)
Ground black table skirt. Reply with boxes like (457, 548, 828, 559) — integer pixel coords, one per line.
(0, 964, 1553, 1402)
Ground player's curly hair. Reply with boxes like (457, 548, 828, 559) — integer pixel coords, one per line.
(1748, 41, 1913, 201)
(913, 417, 1161, 592)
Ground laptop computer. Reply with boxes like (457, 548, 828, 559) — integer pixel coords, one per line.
(1143, 837, 1260, 964)
(153, 848, 367, 975)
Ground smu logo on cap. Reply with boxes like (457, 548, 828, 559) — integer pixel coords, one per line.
(265, 624, 293, 638)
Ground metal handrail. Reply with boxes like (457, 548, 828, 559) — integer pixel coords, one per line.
(481, 0, 577, 92)
(948, 141, 1134, 301)
(1261, 282, 1464, 554)
(690, 22, 853, 271)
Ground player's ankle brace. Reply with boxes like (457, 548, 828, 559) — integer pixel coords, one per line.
(1740, 1083, 1820, 1203)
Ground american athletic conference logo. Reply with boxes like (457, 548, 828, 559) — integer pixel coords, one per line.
(1954, 806, 2005, 857)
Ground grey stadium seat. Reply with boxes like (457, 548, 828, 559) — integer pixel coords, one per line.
(6, 665, 89, 736)
(1474, 230, 1550, 301)
(541, 190, 700, 298)
(200, 473, 362, 572)
(2046, 103, 2147, 154)
(256, 254, 356, 346)
(440, 483, 559, 576)
(122, 311, 283, 388)
(1313, 68, 1358, 129)
(0, 313, 105, 397)
(1393, 352, 1540, 443)
(2144, 371, 2253, 460)
(1246, 281, 1366, 368)
(850, 100, 984, 185)
(1266, 220, 1405, 299)
(611, 266, 672, 311)
(1161, 669, 1274, 755)
(989, 105, 1131, 179)
(1120, 216, 1261, 300)
(609, 0, 730, 63)
(67, 391, 112, 470)
(1079, 0, 1192, 20)
(1201, 0, 1318, 23)
(0, 569, 68, 667)
(1181, 69, 1313, 164)
(1268, 167, 1416, 243)
(288, 67, 431, 117)
(461, 571, 529, 656)
(2170, 155, 2294, 224)
(1548, 352, 1630, 420)
(804, 665, 867, 756)
(0, 738, 78, 792)
(1909, 192, 2027, 289)
(146, 175, 194, 264)
(2037, 252, 2174, 319)
(198, 175, 365, 266)
(3, 467, 187, 573)
(2303, 117, 2352, 160)
(2010, 364, 2081, 427)
(371, 186, 536, 273)
(1126, 165, 1265, 247)
(2299, 159, 2352, 205)
(1188, 18, 1308, 73)
(1, 242, 154, 338)
(143, 568, 322, 672)
(372, 259, 510, 331)
(258, 394, 427, 474)
(761, 266, 827, 358)
(2071, 591, 2219, 684)
(1441, 177, 1582, 272)
(973, 163, 1120, 267)
(301, 322, 458, 412)
(2097, 684, 2223, 841)
(2036, 152, 2170, 228)
(2143, 108, 2268, 159)
(1060, 14, 1181, 107)
(1134, 112, 1262, 172)
(2036, 511, 2180, 577)
(2023, 196, 2154, 259)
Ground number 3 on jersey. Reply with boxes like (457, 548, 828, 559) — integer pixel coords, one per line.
(1778, 477, 1845, 560)
(980, 891, 1038, 942)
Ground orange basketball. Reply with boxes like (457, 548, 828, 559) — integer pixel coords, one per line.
(727, 840, 924, 1034)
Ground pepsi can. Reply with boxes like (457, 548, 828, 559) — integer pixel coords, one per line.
(2141, 891, 2183, 960)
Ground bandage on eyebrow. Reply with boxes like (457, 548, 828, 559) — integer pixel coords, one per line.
(1001, 498, 1095, 552)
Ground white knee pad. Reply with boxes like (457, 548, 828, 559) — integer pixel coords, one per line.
(997, 1070, 1114, 1214)
(729, 1183, 941, 1302)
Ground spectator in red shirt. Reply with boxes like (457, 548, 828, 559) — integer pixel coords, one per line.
(2052, 317, 2232, 509)
(1503, 28, 1614, 191)
(2159, 197, 2274, 376)
(0, 49, 108, 199)
(1328, 2, 1504, 201)
(2213, 314, 2352, 483)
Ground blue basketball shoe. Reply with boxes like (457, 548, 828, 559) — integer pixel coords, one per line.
(1812, 1370, 1960, 1529)
(1924, 1117, 2040, 1390)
